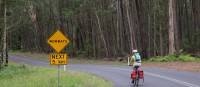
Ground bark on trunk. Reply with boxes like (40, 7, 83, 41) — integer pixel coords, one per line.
(159, 25, 164, 56)
(125, 0, 137, 52)
(28, 2, 40, 51)
(168, 0, 176, 54)
(95, 12, 109, 57)
(2, 0, 8, 66)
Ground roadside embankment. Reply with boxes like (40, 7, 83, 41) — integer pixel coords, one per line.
(0, 64, 112, 87)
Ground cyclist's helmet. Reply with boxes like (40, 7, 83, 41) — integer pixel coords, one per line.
(132, 49, 138, 53)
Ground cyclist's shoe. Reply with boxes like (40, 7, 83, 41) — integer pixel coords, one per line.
(131, 80, 134, 83)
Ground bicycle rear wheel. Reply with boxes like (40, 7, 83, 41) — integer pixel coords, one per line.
(135, 78, 139, 86)
(133, 72, 139, 87)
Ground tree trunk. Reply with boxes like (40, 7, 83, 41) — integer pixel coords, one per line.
(27, 1, 41, 51)
(168, 0, 176, 55)
(0, 0, 3, 67)
(58, 0, 64, 30)
(159, 25, 164, 56)
(2, 0, 8, 66)
(125, 0, 137, 52)
(116, 0, 121, 55)
(147, 14, 151, 57)
(95, 12, 109, 57)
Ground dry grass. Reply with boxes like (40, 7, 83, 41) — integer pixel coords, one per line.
(9, 51, 126, 65)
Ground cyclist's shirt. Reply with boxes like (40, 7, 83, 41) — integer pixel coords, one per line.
(131, 53, 142, 67)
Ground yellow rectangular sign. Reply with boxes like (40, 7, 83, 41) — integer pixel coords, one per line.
(49, 53, 68, 65)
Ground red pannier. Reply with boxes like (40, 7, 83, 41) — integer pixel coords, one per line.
(131, 70, 136, 79)
(131, 68, 144, 79)
(138, 68, 144, 79)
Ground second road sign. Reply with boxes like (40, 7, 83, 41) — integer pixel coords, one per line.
(49, 53, 68, 65)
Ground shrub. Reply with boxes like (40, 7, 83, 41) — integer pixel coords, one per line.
(148, 54, 199, 62)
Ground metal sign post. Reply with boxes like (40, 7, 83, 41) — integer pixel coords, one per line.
(58, 65, 60, 87)
(64, 65, 66, 71)
(47, 30, 70, 87)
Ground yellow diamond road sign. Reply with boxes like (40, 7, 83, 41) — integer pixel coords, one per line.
(48, 30, 70, 53)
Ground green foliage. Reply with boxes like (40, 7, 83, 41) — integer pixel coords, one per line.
(63, 8, 74, 17)
(1, 0, 199, 58)
(0, 64, 32, 79)
(77, 49, 88, 57)
(148, 54, 200, 62)
(0, 64, 112, 87)
(178, 55, 197, 62)
(97, 9, 114, 16)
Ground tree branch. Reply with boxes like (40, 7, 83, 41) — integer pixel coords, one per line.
(7, 16, 22, 30)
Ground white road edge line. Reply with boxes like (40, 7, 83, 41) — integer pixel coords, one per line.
(111, 67, 199, 87)
(145, 72, 199, 87)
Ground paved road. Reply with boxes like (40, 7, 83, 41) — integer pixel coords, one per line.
(10, 55, 200, 87)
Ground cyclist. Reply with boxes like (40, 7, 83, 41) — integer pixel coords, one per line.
(128, 49, 142, 70)
(128, 49, 142, 83)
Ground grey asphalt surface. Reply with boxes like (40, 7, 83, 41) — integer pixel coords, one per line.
(10, 55, 200, 87)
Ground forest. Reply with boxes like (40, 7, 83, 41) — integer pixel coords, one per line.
(0, 0, 199, 67)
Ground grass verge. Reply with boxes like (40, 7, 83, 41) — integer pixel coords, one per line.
(143, 54, 200, 72)
(146, 54, 200, 62)
(0, 64, 112, 87)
